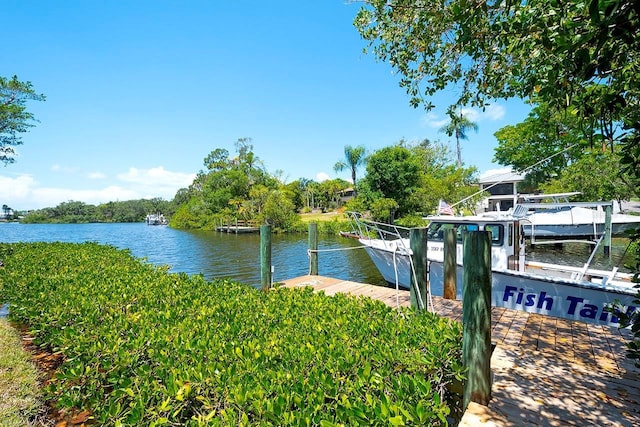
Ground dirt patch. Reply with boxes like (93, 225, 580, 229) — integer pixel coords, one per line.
(16, 326, 94, 426)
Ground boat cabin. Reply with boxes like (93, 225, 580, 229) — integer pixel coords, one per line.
(424, 215, 524, 271)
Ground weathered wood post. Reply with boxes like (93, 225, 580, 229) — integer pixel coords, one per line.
(260, 224, 272, 290)
(409, 228, 428, 310)
(443, 228, 457, 299)
(604, 204, 612, 257)
(308, 222, 318, 275)
(463, 230, 492, 409)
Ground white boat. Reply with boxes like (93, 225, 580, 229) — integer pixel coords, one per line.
(351, 213, 638, 327)
(145, 213, 168, 225)
(485, 193, 640, 241)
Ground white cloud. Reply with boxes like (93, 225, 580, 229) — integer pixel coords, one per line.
(117, 167, 195, 195)
(51, 164, 80, 174)
(0, 167, 196, 210)
(88, 171, 107, 180)
(423, 113, 449, 128)
(424, 103, 506, 128)
(459, 107, 480, 122)
(483, 104, 506, 120)
(0, 174, 37, 204)
(31, 186, 140, 208)
(316, 172, 330, 182)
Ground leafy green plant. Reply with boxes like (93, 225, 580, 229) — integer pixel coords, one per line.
(0, 242, 464, 426)
(317, 219, 349, 235)
(609, 231, 640, 367)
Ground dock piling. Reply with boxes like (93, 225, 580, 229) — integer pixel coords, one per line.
(260, 225, 272, 290)
(462, 230, 492, 409)
(604, 204, 612, 257)
(308, 222, 318, 275)
(409, 228, 428, 310)
(443, 228, 457, 299)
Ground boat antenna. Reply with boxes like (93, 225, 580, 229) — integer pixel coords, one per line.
(449, 143, 580, 210)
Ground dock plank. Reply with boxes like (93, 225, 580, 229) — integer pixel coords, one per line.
(571, 320, 597, 366)
(279, 275, 640, 426)
(520, 313, 543, 351)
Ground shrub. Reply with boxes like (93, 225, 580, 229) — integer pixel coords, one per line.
(317, 219, 350, 235)
(0, 242, 464, 426)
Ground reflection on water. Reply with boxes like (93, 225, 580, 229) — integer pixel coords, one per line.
(0, 223, 634, 289)
(0, 223, 386, 287)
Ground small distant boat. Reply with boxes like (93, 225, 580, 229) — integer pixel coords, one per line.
(145, 213, 168, 226)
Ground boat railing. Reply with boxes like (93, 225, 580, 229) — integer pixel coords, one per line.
(346, 212, 412, 246)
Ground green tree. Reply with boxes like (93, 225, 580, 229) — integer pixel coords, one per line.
(410, 139, 480, 214)
(282, 179, 307, 212)
(363, 145, 421, 218)
(438, 113, 478, 167)
(1, 75, 45, 164)
(353, 140, 478, 219)
(354, 0, 640, 178)
(259, 190, 300, 230)
(172, 188, 191, 208)
(355, 0, 640, 362)
(303, 180, 319, 210)
(540, 149, 636, 202)
(334, 145, 367, 192)
(203, 148, 229, 171)
(173, 141, 295, 228)
(493, 102, 592, 187)
(369, 198, 399, 223)
(170, 197, 216, 229)
(316, 179, 350, 211)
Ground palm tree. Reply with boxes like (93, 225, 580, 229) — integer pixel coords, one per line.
(439, 113, 478, 167)
(333, 145, 367, 193)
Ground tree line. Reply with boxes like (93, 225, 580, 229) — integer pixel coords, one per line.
(169, 137, 480, 231)
(20, 198, 174, 224)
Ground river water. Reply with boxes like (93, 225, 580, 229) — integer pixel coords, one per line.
(0, 222, 635, 288)
(0, 222, 387, 287)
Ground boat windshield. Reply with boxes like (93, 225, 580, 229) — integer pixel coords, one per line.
(427, 222, 504, 245)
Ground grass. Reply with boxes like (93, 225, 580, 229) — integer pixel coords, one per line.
(298, 210, 344, 222)
(0, 317, 50, 426)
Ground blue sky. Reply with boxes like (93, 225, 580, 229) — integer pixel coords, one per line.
(1, 0, 530, 211)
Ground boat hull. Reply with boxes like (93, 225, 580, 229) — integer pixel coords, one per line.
(429, 262, 636, 327)
(363, 245, 412, 289)
(362, 243, 637, 327)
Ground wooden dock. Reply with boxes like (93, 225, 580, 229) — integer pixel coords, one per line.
(280, 275, 640, 426)
(215, 225, 260, 234)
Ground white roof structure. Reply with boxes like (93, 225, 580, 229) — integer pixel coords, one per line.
(478, 169, 525, 184)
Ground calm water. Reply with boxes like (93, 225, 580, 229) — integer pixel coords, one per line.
(0, 223, 634, 288)
(0, 222, 387, 287)
(526, 239, 635, 273)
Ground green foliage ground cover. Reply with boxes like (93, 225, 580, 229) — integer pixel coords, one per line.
(0, 242, 464, 426)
